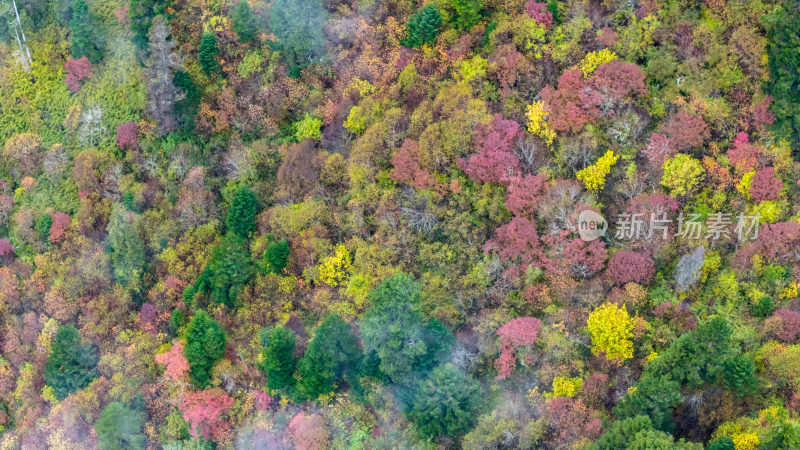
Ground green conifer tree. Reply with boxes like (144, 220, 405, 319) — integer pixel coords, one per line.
(70, 0, 104, 62)
(766, 0, 800, 152)
(226, 186, 259, 239)
(296, 314, 362, 399)
(198, 32, 220, 74)
(259, 325, 298, 391)
(108, 204, 146, 289)
(44, 325, 99, 400)
(184, 310, 226, 387)
(450, 0, 481, 31)
(262, 239, 290, 274)
(269, 0, 328, 77)
(232, 0, 258, 43)
(95, 402, 146, 450)
(400, 4, 442, 48)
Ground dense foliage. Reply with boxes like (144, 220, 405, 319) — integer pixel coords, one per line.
(1, 0, 800, 446)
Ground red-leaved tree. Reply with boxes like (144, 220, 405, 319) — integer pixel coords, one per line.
(770, 309, 800, 343)
(727, 132, 761, 173)
(494, 317, 542, 379)
(460, 115, 523, 184)
(663, 110, 709, 152)
(484, 217, 544, 279)
(541, 69, 600, 133)
(606, 250, 655, 285)
(749, 95, 775, 133)
(541, 397, 603, 448)
(526, 0, 553, 26)
(0, 239, 13, 257)
(285, 412, 330, 450)
(590, 60, 647, 106)
(155, 340, 190, 382)
(64, 57, 91, 92)
(642, 132, 674, 167)
(748, 167, 782, 202)
(544, 232, 608, 279)
(390, 139, 439, 191)
(737, 222, 800, 265)
(48, 212, 70, 244)
(179, 388, 234, 440)
(116, 122, 139, 151)
(504, 173, 548, 218)
(489, 44, 523, 97)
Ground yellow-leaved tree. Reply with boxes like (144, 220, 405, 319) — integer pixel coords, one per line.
(576, 150, 619, 192)
(526, 100, 557, 145)
(579, 48, 617, 77)
(587, 302, 634, 361)
(318, 244, 354, 287)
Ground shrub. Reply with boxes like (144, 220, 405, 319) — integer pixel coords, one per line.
(295, 113, 323, 140)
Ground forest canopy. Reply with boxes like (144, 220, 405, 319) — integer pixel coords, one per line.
(0, 0, 799, 446)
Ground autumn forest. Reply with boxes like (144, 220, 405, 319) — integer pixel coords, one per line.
(1, 0, 800, 447)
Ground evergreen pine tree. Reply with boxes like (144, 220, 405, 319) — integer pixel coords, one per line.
(262, 239, 290, 274)
(204, 233, 253, 307)
(400, 4, 442, 48)
(232, 0, 258, 43)
(43, 325, 99, 400)
(198, 32, 221, 74)
(360, 273, 454, 382)
(184, 310, 226, 387)
(108, 203, 146, 288)
(450, 0, 481, 31)
(296, 314, 362, 399)
(70, 0, 104, 62)
(95, 402, 147, 450)
(407, 364, 481, 438)
(269, 0, 328, 77)
(128, 0, 167, 51)
(259, 325, 298, 391)
(766, 0, 800, 152)
(226, 186, 259, 238)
